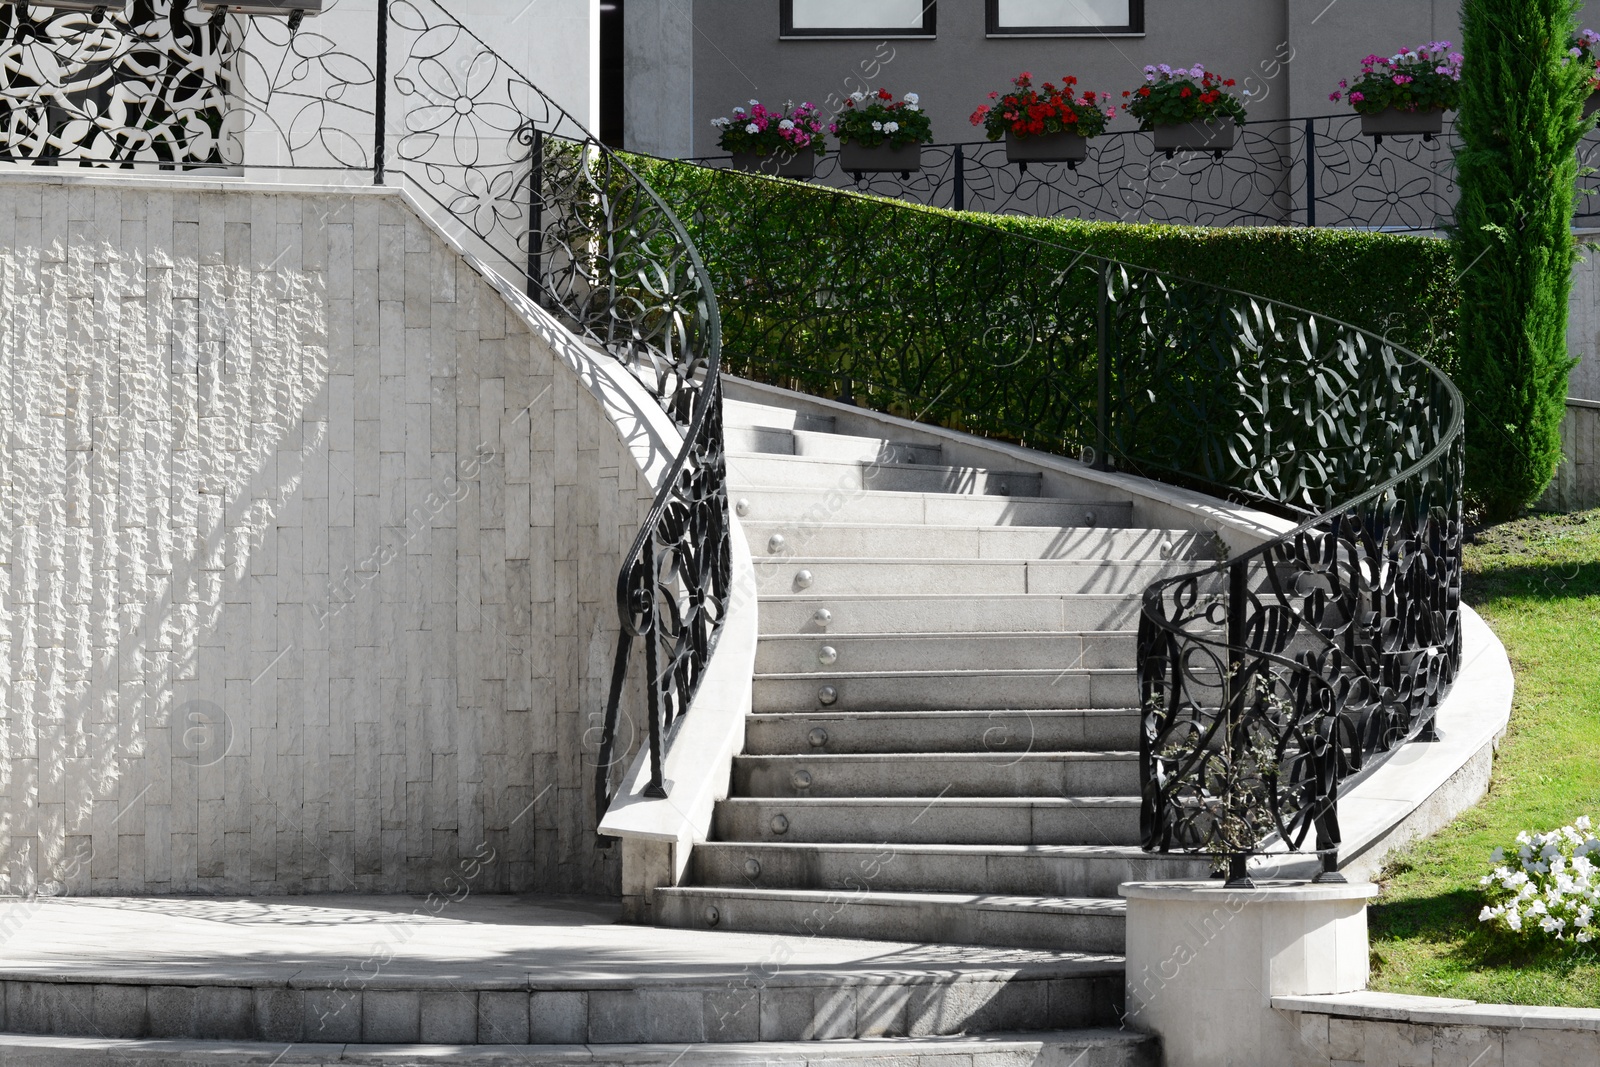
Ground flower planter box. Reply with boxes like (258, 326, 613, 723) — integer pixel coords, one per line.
(838, 141, 923, 177)
(1005, 130, 1089, 166)
(729, 150, 816, 179)
(1150, 119, 1238, 156)
(1360, 107, 1446, 140)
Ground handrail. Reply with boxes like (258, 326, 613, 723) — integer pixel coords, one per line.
(628, 160, 1464, 883)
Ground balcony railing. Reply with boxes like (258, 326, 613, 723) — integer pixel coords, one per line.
(685, 115, 1600, 231)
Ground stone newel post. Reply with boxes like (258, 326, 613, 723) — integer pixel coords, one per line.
(1120, 880, 1378, 1067)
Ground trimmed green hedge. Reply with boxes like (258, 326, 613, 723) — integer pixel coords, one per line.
(625, 155, 1460, 507)
(631, 156, 1459, 378)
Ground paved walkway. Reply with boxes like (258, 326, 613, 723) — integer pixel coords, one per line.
(0, 895, 1119, 988)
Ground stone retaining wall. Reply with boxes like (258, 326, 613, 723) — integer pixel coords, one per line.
(1276, 992, 1600, 1066)
(0, 173, 655, 895)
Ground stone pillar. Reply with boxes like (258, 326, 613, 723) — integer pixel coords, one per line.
(1121, 880, 1378, 1067)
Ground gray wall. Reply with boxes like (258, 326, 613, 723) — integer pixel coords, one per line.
(627, 0, 1483, 157)
(0, 175, 651, 897)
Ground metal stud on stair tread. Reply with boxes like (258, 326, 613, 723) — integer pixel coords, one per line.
(794, 569, 814, 590)
(807, 727, 829, 747)
(1085, 511, 1097, 528)
(704, 905, 720, 927)
(1160, 540, 1174, 559)
(812, 608, 832, 628)
(817, 685, 838, 706)
(744, 858, 761, 879)
(770, 814, 789, 834)
(735, 498, 750, 517)
(791, 769, 813, 790)
(767, 533, 787, 554)
(817, 645, 838, 666)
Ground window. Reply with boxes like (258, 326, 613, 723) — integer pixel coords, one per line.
(780, 0, 936, 38)
(986, 0, 1144, 36)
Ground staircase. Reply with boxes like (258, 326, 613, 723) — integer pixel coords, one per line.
(655, 390, 1218, 957)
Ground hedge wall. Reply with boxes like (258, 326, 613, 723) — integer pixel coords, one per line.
(630, 157, 1460, 379)
(623, 156, 1460, 508)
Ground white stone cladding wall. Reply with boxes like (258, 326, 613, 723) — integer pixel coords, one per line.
(0, 175, 649, 896)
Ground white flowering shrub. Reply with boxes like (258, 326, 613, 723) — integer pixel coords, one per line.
(1478, 817, 1600, 944)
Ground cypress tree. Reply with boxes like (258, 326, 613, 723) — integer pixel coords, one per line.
(1456, 0, 1587, 519)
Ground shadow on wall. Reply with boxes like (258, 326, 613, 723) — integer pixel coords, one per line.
(0, 181, 639, 898)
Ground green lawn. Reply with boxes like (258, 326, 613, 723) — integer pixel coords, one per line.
(1367, 508, 1600, 1006)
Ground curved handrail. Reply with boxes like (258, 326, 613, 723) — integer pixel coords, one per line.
(375, 1, 733, 823)
(626, 161, 1463, 881)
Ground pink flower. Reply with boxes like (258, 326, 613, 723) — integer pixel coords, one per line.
(1329, 91, 1341, 101)
(1350, 91, 1365, 102)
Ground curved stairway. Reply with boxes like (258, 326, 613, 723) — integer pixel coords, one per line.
(655, 390, 1219, 953)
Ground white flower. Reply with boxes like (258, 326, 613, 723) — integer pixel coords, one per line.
(1542, 916, 1566, 934)
(1579, 905, 1594, 927)
(907, 104, 920, 112)
(745, 123, 760, 134)
(1479, 905, 1497, 922)
(749, 98, 760, 105)
(851, 91, 866, 102)
(904, 92, 920, 104)
(1580, 931, 1594, 943)
(1507, 908, 1523, 931)
(711, 118, 729, 128)
(778, 119, 795, 130)
(733, 107, 746, 114)
(1489, 847, 1505, 864)
(871, 121, 883, 131)
(883, 121, 900, 133)
(1579, 816, 1592, 832)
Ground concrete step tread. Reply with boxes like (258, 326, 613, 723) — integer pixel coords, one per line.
(662, 886, 1128, 915)
(730, 452, 1041, 476)
(756, 667, 1135, 680)
(719, 796, 1140, 809)
(695, 841, 1184, 860)
(735, 751, 1140, 764)
(734, 485, 1127, 507)
(0, 1031, 1156, 1064)
(759, 629, 1138, 643)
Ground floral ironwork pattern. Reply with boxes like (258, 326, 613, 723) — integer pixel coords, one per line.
(0, 0, 374, 170)
(385, 0, 730, 817)
(1128, 279, 1464, 880)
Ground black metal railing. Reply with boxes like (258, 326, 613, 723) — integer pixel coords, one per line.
(0, 0, 731, 823)
(634, 164, 1463, 879)
(693, 114, 1600, 231)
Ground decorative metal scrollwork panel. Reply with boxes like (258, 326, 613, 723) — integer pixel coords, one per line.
(0, 0, 374, 170)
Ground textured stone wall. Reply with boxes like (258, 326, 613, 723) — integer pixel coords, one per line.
(0, 175, 649, 896)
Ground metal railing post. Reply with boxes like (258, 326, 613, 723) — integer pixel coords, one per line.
(1223, 558, 1252, 887)
(953, 143, 965, 211)
(527, 127, 544, 302)
(373, 0, 388, 185)
(1304, 118, 1316, 227)
(1095, 263, 1111, 471)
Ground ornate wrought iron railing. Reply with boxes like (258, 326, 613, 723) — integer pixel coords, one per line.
(693, 115, 1600, 230)
(635, 163, 1463, 881)
(0, 0, 730, 823)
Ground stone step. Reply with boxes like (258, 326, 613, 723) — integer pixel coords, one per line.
(755, 631, 1137, 673)
(744, 520, 1210, 561)
(0, 1030, 1158, 1066)
(656, 886, 1127, 953)
(753, 668, 1139, 712)
(733, 487, 1131, 528)
(712, 796, 1141, 845)
(760, 592, 1144, 635)
(745, 708, 1142, 755)
(733, 751, 1140, 797)
(754, 557, 1184, 597)
(724, 397, 837, 434)
(691, 841, 1215, 897)
(726, 425, 943, 466)
(730, 454, 1046, 497)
